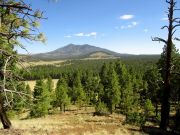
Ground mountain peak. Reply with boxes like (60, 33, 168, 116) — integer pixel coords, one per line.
(32, 44, 120, 60)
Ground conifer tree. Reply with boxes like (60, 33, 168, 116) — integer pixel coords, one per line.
(46, 76, 54, 92)
(72, 71, 86, 108)
(55, 78, 70, 112)
(0, 0, 45, 128)
(24, 84, 32, 108)
(143, 67, 162, 116)
(30, 79, 51, 117)
(13, 82, 26, 113)
(106, 63, 120, 113)
(99, 62, 120, 113)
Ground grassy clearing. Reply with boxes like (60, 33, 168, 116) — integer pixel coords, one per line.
(0, 106, 143, 135)
(25, 79, 59, 91)
(21, 60, 65, 68)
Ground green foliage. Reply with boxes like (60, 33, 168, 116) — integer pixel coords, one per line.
(55, 78, 71, 112)
(6, 110, 17, 119)
(71, 71, 86, 107)
(46, 76, 54, 92)
(25, 84, 32, 104)
(95, 102, 109, 116)
(99, 63, 121, 113)
(30, 79, 51, 118)
(125, 111, 145, 127)
(157, 44, 180, 101)
(143, 66, 162, 101)
(144, 99, 155, 118)
(12, 82, 32, 113)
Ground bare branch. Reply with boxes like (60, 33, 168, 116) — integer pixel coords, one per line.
(174, 37, 180, 41)
(173, 24, 180, 29)
(174, 8, 180, 11)
(2, 56, 14, 107)
(172, 29, 177, 36)
(152, 37, 168, 44)
(161, 25, 169, 29)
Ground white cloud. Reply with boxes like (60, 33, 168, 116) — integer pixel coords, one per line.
(85, 32, 97, 37)
(74, 33, 84, 37)
(144, 29, 148, 33)
(120, 14, 134, 20)
(132, 21, 138, 26)
(70, 32, 97, 38)
(120, 22, 139, 29)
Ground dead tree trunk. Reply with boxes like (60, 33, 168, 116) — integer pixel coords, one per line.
(160, 0, 173, 130)
(152, 0, 180, 130)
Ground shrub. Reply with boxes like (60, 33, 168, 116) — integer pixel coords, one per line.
(94, 102, 109, 116)
(144, 99, 155, 118)
(126, 112, 145, 127)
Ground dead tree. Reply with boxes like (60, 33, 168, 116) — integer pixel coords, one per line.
(152, 0, 180, 130)
(0, 0, 45, 129)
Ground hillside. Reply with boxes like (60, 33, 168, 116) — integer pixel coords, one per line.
(31, 44, 122, 60)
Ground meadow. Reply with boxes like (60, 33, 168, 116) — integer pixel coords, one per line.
(0, 106, 142, 135)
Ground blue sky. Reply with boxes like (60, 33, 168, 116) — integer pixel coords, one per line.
(18, 0, 180, 54)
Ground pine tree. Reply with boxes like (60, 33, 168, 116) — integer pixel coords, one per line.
(13, 82, 27, 113)
(30, 79, 51, 117)
(46, 76, 54, 92)
(143, 66, 162, 117)
(0, 0, 45, 128)
(72, 71, 86, 108)
(55, 78, 70, 112)
(106, 63, 120, 113)
(25, 84, 32, 104)
(83, 70, 101, 105)
(99, 62, 120, 113)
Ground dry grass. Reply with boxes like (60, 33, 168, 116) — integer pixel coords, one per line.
(22, 60, 65, 68)
(25, 79, 59, 91)
(0, 106, 144, 135)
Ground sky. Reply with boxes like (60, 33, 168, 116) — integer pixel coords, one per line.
(17, 0, 180, 55)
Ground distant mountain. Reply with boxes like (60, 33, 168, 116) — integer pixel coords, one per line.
(31, 44, 124, 60)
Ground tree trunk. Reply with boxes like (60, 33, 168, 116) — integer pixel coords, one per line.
(0, 96, 12, 129)
(159, 0, 176, 130)
(0, 68, 11, 129)
(160, 0, 173, 130)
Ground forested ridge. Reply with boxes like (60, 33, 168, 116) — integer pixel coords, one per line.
(21, 56, 159, 80)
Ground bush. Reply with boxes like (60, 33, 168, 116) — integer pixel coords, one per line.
(144, 99, 155, 118)
(94, 102, 109, 116)
(126, 112, 145, 127)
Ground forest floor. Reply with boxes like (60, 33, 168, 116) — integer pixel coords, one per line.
(0, 106, 145, 135)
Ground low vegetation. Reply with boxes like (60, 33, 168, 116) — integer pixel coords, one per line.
(0, 106, 143, 135)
